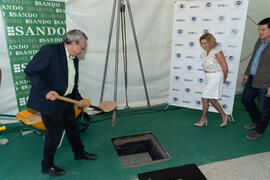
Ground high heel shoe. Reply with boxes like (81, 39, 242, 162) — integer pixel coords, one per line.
(220, 114, 228, 127)
(194, 119, 208, 127)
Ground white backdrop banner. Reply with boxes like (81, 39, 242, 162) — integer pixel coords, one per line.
(169, 0, 249, 115)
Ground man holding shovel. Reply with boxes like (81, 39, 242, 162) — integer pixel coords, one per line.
(25, 29, 97, 176)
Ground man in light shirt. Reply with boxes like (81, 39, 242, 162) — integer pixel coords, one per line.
(25, 29, 97, 176)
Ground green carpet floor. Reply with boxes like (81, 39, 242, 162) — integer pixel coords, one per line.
(1, 95, 270, 180)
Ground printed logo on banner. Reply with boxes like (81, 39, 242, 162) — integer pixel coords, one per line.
(202, 18, 213, 22)
(228, 44, 238, 49)
(190, 16, 198, 23)
(6, 26, 66, 37)
(188, 31, 198, 35)
(221, 103, 229, 110)
(231, 17, 242, 21)
(172, 88, 180, 92)
(173, 75, 181, 81)
(182, 100, 191, 104)
(7, 26, 15, 36)
(217, 42, 222, 48)
(13, 64, 22, 73)
(19, 97, 28, 106)
(176, 18, 186, 22)
(9, 44, 29, 51)
(197, 67, 204, 72)
(172, 97, 179, 103)
(13, 63, 27, 73)
(227, 55, 235, 63)
(184, 78, 193, 83)
(217, 3, 229, 7)
(228, 70, 235, 74)
(215, 31, 225, 35)
(14, 79, 31, 92)
(21, 84, 31, 91)
(173, 66, 182, 70)
(195, 100, 202, 106)
(14, 74, 25, 81)
(217, 15, 226, 23)
(184, 87, 192, 94)
(234, 0, 243, 7)
(195, 91, 203, 95)
(188, 41, 196, 48)
(190, 5, 200, 9)
(186, 55, 196, 60)
(204, 1, 213, 9)
(224, 80, 233, 88)
(230, 28, 239, 36)
(198, 78, 205, 85)
(178, 3, 186, 10)
(176, 29, 185, 36)
(202, 28, 210, 34)
(186, 65, 194, 72)
(175, 52, 183, 60)
(222, 94, 231, 99)
(175, 43, 185, 47)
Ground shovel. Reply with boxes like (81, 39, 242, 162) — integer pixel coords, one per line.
(57, 96, 116, 112)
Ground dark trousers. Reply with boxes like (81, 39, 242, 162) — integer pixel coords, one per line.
(241, 75, 270, 134)
(41, 101, 84, 170)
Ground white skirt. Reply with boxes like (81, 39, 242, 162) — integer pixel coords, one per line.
(201, 71, 224, 100)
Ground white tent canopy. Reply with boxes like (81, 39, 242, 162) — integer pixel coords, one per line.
(0, 0, 269, 115)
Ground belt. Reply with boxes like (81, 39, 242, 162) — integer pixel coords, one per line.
(204, 70, 216, 73)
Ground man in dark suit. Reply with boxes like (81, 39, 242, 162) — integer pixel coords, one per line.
(25, 29, 97, 176)
(242, 18, 270, 140)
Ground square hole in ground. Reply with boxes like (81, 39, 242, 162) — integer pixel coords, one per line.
(111, 131, 171, 168)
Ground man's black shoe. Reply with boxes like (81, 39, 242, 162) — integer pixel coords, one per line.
(75, 151, 97, 160)
(42, 165, 65, 176)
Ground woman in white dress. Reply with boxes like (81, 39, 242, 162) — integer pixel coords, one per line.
(194, 33, 229, 127)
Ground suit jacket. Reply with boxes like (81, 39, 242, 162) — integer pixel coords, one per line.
(245, 38, 270, 89)
(24, 42, 82, 115)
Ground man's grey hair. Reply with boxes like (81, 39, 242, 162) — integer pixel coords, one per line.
(64, 29, 88, 45)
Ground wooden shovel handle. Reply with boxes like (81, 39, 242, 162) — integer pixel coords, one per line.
(57, 96, 104, 112)
(57, 95, 84, 105)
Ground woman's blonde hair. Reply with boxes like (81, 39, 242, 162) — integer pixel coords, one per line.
(199, 33, 217, 49)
